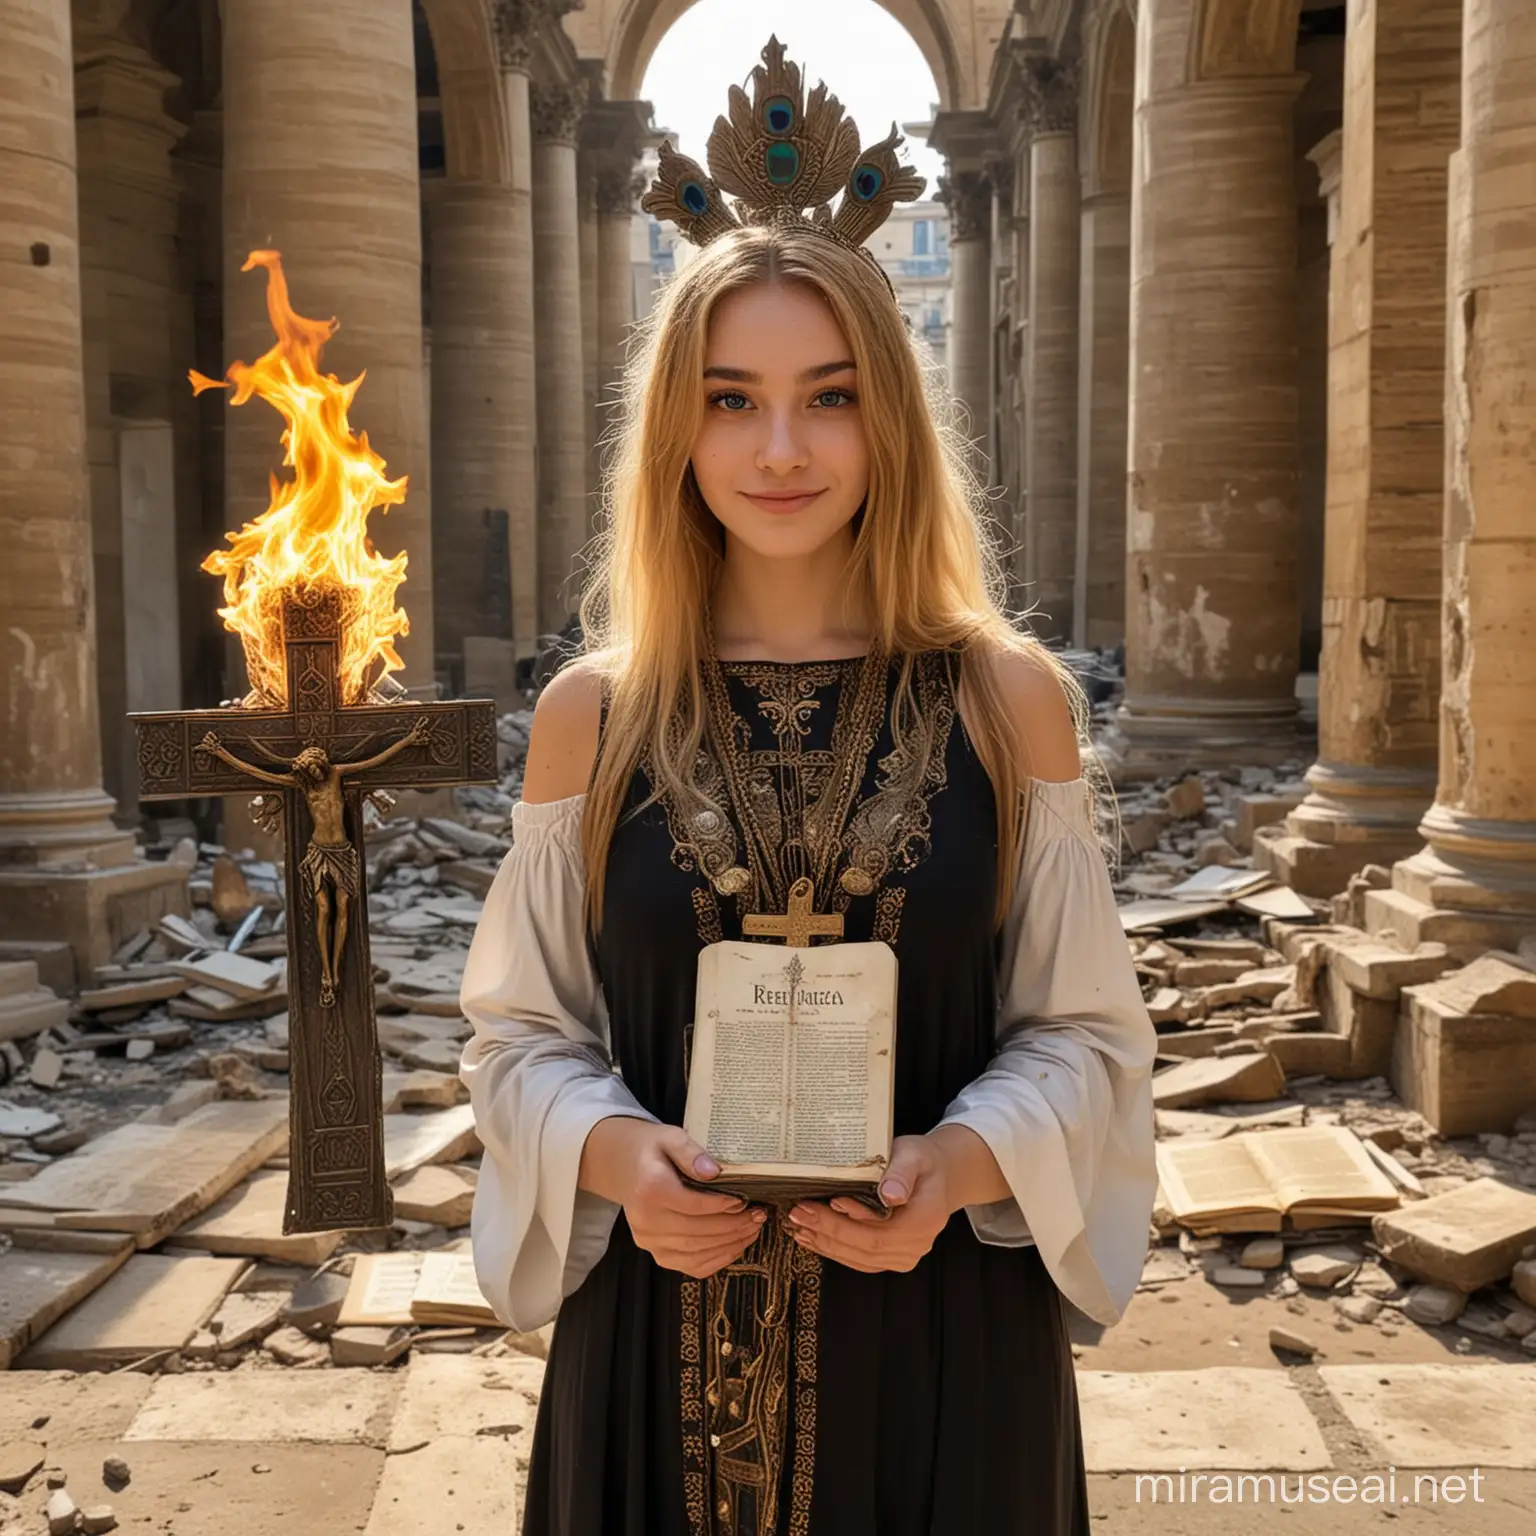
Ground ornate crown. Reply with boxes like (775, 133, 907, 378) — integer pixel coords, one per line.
(641, 36, 926, 283)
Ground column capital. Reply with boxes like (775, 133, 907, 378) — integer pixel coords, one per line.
(595, 163, 646, 217)
(530, 79, 588, 147)
(1022, 56, 1079, 140)
(936, 169, 992, 242)
(491, 0, 583, 75)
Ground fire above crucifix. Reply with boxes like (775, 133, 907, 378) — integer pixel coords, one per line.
(132, 251, 497, 1236)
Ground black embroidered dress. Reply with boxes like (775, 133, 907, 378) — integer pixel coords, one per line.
(515, 652, 1089, 1536)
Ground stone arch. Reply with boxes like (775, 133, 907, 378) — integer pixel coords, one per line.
(419, 0, 510, 185)
(1186, 0, 1302, 83)
(1083, 0, 1134, 197)
(603, 0, 966, 111)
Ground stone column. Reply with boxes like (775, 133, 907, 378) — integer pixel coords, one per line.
(1074, 183, 1130, 650)
(530, 80, 590, 633)
(1366, 0, 1536, 955)
(1022, 61, 1081, 643)
(72, 35, 190, 807)
(939, 169, 993, 477)
(577, 153, 600, 506)
(1258, 0, 1462, 897)
(0, 0, 186, 982)
(1106, 6, 1304, 777)
(426, 177, 522, 692)
(490, 10, 541, 663)
(221, 0, 434, 686)
(596, 164, 640, 439)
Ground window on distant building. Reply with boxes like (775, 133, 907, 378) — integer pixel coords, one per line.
(912, 218, 931, 256)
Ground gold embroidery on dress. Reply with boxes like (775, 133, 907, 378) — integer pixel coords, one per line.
(668, 651, 960, 1536)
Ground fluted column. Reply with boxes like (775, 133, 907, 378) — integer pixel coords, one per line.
(596, 163, 639, 437)
(530, 80, 590, 633)
(1258, 0, 1462, 896)
(221, 0, 433, 685)
(1022, 60, 1081, 642)
(939, 169, 993, 475)
(1106, 0, 1304, 777)
(0, 0, 123, 866)
(1367, 0, 1536, 954)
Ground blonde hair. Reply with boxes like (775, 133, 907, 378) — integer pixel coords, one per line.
(574, 221, 1088, 931)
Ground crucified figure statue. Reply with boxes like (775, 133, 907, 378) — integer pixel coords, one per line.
(198, 718, 432, 1006)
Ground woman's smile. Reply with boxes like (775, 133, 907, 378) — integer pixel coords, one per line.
(741, 488, 826, 513)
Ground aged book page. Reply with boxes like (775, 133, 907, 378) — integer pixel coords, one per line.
(1153, 1138, 1284, 1231)
(683, 940, 896, 1188)
(1244, 1126, 1399, 1214)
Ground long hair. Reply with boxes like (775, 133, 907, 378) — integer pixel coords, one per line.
(575, 221, 1088, 931)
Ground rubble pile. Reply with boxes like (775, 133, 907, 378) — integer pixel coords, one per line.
(1117, 765, 1536, 1359)
(0, 711, 535, 1380)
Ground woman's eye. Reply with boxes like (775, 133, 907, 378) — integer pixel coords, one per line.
(708, 390, 750, 411)
(814, 388, 856, 408)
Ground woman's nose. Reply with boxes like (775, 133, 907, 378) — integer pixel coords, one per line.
(756, 409, 809, 475)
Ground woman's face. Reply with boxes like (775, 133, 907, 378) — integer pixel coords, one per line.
(690, 281, 870, 562)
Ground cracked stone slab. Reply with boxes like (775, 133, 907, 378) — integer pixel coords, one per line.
(1077, 1368, 1333, 1471)
(1317, 1363, 1536, 1468)
(386, 1353, 544, 1453)
(124, 1369, 400, 1447)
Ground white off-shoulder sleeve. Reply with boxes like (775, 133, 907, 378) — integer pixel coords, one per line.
(934, 777, 1158, 1326)
(459, 793, 658, 1332)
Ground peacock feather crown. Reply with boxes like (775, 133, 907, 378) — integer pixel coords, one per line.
(641, 36, 926, 290)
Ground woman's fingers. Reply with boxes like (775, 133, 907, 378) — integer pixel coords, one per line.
(643, 1207, 766, 1240)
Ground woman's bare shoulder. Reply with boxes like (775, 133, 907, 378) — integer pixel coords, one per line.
(521, 659, 605, 804)
(962, 638, 1082, 782)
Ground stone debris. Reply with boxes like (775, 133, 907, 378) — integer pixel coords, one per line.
(46, 1487, 79, 1535)
(0, 1440, 46, 1495)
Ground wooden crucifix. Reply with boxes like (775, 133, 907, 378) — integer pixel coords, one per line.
(132, 587, 497, 1234)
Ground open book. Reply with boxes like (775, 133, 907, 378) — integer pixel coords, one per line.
(1154, 1124, 1400, 1235)
(682, 939, 897, 1209)
(338, 1249, 498, 1328)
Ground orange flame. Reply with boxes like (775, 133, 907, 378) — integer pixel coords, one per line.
(192, 250, 409, 707)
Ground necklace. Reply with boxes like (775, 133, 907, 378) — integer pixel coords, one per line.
(699, 635, 889, 925)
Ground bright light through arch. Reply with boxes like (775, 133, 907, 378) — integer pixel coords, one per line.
(639, 0, 947, 197)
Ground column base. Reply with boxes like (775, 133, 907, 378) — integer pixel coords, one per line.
(1252, 762, 1434, 897)
(0, 859, 190, 990)
(1098, 698, 1300, 783)
(0, 787, 135, 868)
(1363, 804, 1536, 960)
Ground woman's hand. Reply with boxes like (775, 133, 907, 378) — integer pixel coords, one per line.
(784, 1133, 958, 1273)
(580, 1117, 767, 1279)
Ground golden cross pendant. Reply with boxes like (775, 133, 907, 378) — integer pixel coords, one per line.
(742, 875, 844, 948)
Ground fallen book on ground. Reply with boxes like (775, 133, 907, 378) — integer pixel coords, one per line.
(1154, 1124, 1400, 1235)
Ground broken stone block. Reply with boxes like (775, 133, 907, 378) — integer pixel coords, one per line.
(1268, 1325, 1317, 1358)
(1239, 1237, 1284, 1269)
(1402, 1284, 1467, 1327)
(330, 1323, 414, 1368)
(0, 1440, 46, 1495)
(46, 1488, 79, 1535)
(1513, 1258, 1536, 1309)
(1120, 811, 1168, 856)
(1173, 958, 1253, 987)
(1145, 988, 1186, 1025)
(282, 1269, 351, 1336)
(391, 1164, 476, 1228)
(1151, 1050, 1287, 1108)
(1373, 1178, 1536, 1292)
(1163, 777, 1205, 820)
(1290, 1246, 1362, 1289)
(1334, 1295, 1383, 1325)
(30, 1048, 64, 1090)
(79, 1506, 117, 1534)
(210, 856, 255, 929)
(1209, 1266, 1265, 1288)
(262, 1325, 329, 1367)
(1330, 942, 1452, 1002)
(1201, 966, 1295, 1012)
(101, 1458, 129, 1491)
(1432, 953, 1536, 1018)
(1197, 838, 1240, 868)
(1456, 1302, 1511, 1340)
(1396, 984, 1536, 1135)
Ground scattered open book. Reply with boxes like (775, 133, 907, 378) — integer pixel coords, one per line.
(1155, 1124, 1400, 1235)
(339, 1249, 497, 1328)
(683, 939, 897, 1209)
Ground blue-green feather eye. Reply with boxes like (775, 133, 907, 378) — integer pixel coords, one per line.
(853, 164, 883, 201)
(681, 181, 710, 216)
(765, 142, 800, 185)
(763, 96, 795, 135)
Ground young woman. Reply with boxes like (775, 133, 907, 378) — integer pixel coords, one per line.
(461, 40, 1157, 1536)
